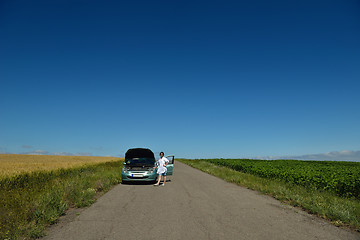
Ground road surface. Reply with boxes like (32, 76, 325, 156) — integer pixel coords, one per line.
(44, 161, 359, 240)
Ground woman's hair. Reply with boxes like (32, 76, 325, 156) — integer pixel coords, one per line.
(160, 152, 164, 155)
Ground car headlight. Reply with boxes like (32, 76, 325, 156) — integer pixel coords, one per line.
(123, 167, 128, 173)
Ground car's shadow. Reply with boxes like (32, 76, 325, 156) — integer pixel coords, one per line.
(121, 179, 171, 185)
(121, 181, 155, 185)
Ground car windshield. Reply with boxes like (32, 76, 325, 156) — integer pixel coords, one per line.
(125, 158, 154, 166)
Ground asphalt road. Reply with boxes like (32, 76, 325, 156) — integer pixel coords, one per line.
(43, 161, 359, 240)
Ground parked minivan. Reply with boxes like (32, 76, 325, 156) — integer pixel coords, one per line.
(121, 148, 174, 183)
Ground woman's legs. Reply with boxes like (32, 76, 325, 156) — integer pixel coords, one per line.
(163, 175, 166, 185)
(154, 174, 162, 185)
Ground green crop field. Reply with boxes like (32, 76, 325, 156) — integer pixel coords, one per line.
(205, 159, 360, 199)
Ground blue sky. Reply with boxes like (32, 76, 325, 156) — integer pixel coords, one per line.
(1, 0, 360, 160)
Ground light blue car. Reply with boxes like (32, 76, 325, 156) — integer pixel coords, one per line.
(121, 148, 174, 183)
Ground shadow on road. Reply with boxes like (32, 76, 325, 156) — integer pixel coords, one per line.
(121, 181, 155, 185)
(121, 179, 172, 185)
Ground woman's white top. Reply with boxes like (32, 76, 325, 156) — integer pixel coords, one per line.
(156, 157, 169, 174)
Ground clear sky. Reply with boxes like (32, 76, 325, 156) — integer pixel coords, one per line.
(1, 0, 360, 160)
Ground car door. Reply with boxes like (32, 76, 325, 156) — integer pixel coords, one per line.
(166, 155, 174, 175)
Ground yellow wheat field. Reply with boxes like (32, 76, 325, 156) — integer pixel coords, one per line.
(0, 154, 123, 178)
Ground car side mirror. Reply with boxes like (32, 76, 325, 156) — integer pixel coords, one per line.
(123, 162, 126, 165)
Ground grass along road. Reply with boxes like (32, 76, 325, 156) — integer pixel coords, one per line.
(0, 155, 123, 239)
(43, 161, 359, 240)
(180, 159, 360, 232)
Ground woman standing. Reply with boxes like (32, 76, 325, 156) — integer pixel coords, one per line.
(154, 152, 169, 186)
